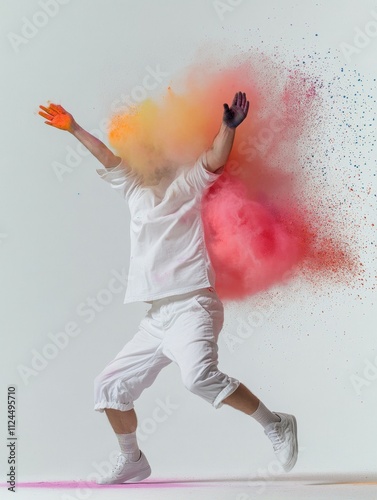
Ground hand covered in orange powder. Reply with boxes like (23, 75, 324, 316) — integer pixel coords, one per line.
(38, 103, 77, 132)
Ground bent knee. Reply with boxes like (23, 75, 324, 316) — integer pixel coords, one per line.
(182, 371, 213, 395)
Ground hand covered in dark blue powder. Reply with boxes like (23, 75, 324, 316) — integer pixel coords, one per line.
(223, 91, 249, 128)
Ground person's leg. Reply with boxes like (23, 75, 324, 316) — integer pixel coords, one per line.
(221, 382, 259, 414)
(162, 290, 279, 426)
(94, 308, 171, 416)
(105, 408, 140, 463)
(161, 289, 240, 408)
(221, 383, 281, 427)
(94, 305, 171, 481)
(104, 408, 137, 434)
(166, 288, 297, 471)
(94, 327, 170, 422)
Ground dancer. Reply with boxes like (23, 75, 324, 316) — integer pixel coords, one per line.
(39, 92, 298, 484)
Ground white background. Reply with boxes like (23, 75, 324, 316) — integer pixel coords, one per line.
(0, 0, 376, 483)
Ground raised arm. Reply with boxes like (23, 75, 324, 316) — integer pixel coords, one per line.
(38, 103, 121, 169)
(205, 91, 249, 173)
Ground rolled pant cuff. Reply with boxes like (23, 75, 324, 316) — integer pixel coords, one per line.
(212, 378, 240, 409)
(94, 401, 134, 412)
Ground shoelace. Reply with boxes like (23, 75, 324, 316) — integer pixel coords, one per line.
(110, 454, 127, 477)
(266, 427, 285, 451)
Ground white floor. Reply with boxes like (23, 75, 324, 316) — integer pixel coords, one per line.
(2, 477, 377, 500)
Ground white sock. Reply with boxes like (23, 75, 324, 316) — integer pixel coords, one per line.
(250, 401, 281, 429)
(116, 432, 140, 462)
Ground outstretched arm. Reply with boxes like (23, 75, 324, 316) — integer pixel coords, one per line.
(38, 103, 121, 169)
(204, 91, 249, 173)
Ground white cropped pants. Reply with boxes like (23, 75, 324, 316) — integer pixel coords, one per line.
(94, 287, 240, 412)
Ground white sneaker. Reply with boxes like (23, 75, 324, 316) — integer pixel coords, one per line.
(96, 451, 151, 484)
(264, 412, 298, 472)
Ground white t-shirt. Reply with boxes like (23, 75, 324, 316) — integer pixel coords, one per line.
(96, 154, 222, 303)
